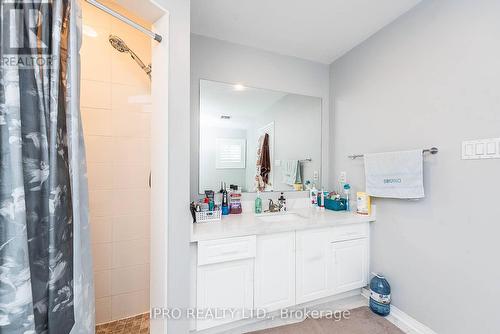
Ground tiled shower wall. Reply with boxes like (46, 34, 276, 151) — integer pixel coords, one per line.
(80, 1, 151, 324)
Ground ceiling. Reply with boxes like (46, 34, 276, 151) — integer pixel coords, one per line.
(110, 0, 165, 23)
(191, 0, 421, 64)
(200, 80, 287, 130)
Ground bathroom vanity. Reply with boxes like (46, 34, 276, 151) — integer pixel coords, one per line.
(190, 209, 375, 331)
(191, 78, 373, 332)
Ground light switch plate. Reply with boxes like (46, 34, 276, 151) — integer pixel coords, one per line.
(462, 138, 500, 160)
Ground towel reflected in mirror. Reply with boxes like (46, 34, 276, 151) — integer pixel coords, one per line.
(255, 133, 271, 191)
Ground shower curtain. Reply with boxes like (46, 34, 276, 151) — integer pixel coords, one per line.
(0, 0, 94, 333)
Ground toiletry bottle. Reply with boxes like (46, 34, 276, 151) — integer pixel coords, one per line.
(356, 192, 371, 215)
(317, 188, 323, 208)
(278, 192, 287, 211)
(343, 184, 351, 212)
(310, 185, 318, 206)
(221, 183, 229, 215)
(255, 191, 263, 214)
(230, 185, 242, 214)
(319, 189, 325, 209)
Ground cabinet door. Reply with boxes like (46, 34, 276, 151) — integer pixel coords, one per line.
(296, 228, 332, 304)
(254, 232, 295, 312)
(331, 238, 368, 294)
(196, 259, 254, 330)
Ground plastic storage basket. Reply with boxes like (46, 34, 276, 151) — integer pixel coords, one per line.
(324, 198, 347, 211)
(195, 209, 222, 223)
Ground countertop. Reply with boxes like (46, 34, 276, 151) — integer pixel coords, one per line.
(191, 208, 376, 242)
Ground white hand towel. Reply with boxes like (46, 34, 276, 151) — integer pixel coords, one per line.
(364, 150, 424, 199)
(282, 160, 301, 186)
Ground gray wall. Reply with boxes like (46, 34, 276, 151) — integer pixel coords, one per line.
(191, 34, 330, 199)
(330, 1, 500, 333)
(154, 0, 191, 333)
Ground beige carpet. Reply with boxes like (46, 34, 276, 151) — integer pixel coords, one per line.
(247, 307, 404, 334)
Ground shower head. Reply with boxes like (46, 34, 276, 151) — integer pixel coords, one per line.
(109, 35, 129, 52)
(108, 35, 151, 79)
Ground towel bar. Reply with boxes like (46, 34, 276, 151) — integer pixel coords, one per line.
(348, 147, 438, 160)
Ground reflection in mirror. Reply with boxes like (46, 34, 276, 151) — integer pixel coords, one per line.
(199, 80, 322, 193)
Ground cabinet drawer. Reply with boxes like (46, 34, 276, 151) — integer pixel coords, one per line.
(198, 235, 256, 266)
(330, 223, 368, 242)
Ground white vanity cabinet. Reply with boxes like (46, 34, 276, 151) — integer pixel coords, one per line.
(296, 223, 369, 304)
(295, 228, 333, 304)
(196, 236, 256, 330)
(330, 238, 369, 294)
(254, 232, 296, 311)
(194, 219, 371, 331)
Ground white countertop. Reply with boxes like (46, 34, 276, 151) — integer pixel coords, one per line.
(191, 208, 375, 242)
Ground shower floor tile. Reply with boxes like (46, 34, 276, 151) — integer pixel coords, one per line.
(96, 313, 149, 334)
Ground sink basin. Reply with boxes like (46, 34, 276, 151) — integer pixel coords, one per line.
(256, 212, 304, 223)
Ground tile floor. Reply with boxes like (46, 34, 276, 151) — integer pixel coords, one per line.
(96, 313, 149, 334)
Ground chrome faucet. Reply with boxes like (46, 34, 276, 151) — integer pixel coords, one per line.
(266, 199, 281, 213)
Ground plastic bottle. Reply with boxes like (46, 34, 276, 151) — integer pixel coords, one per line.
(369, 274, 391, 316)
(310, 185, 318, 206)
(221, 183, 229, 215)
(343, 183, 351, 211)
(255, 191, 263, 214)
(278, 192, 287, 211)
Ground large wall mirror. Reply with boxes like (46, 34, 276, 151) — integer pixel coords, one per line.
(198, 79, 322, 193)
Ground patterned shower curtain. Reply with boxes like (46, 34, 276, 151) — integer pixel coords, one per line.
(0, 1, 94, 333)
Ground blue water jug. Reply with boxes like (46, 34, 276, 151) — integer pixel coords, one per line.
(369, 273, 391, 316)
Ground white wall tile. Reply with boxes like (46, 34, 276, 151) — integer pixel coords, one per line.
(95, 270, 112, 299)
(112, 215, 150, 242)
(111, 163, 150, 190)
(87, 163, 114, 191)
(112, 84, 151, 114)
(111, 264, 150, 295)
(90, 216, 112, 244)
(111, 110, 151, 138)
(92, 243, 113, 271)
(81, 25, 112, 82)
(85, 136, 114, 164)
(84, 1, 152, 321)
(81, 80, 111, 109)
(111, 189, 150, 216)
(95, 297, 112, 324)
(82, 2, 111, 30)
(112, 137, 150, 164)
(89, 190, 114, 217)
(111, 289, 149, 321)
(81, 108, 113, 137)
(112, 239, 149, 268)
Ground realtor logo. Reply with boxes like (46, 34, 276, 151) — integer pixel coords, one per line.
(1, 0, 53, 67)
(383, 178, 402, 184)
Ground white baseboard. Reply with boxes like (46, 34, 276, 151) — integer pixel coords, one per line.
(361, 288, 437, 334)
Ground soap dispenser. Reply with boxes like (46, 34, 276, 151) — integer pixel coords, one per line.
(278, 192, 287, 212)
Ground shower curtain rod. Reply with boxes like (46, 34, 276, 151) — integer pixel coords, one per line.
(85, 0, 163, 43)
